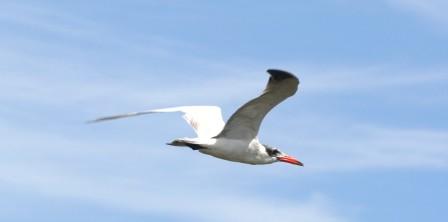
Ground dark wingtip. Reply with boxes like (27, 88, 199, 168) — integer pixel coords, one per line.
(267, 69, 299, 82)
(85, 116, 118, 124)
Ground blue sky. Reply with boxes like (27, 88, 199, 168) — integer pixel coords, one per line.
(1, 1, 447, 221)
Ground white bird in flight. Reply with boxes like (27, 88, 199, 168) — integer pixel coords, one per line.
(89, 69, 303, 166)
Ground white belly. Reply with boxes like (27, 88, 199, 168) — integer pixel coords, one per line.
(198, 138, 275, 165)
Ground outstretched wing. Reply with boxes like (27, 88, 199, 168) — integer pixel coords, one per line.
(215, 69, 299, 140)
(88, 106, 225, 138)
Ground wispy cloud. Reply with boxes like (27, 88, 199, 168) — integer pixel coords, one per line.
(2, 44, 447, 172)
(388, 0, 448, 26)
(1, 164, 348, 222)
(0, 64, 264, 118)
(0, 124, 350, 222)
(3, 54, 447, 109)
(270, 118, 448, 172)
(1, 2, 446, 222)
(0, 2, 268, 116)
(1, 3, 446, 113)
(292, 64, 448, 94)
(0, 2, 97, 37)
(0, 2, 157, 48)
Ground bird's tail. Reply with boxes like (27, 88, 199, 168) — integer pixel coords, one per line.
(166, 138, 206, 150)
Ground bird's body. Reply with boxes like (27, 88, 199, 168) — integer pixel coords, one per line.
(90, 69, 303, 166)
(171, 137, 276, 165)
(202, 138, 274, 165)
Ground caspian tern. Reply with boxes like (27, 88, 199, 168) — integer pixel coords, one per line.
(89, 69, 303, 166)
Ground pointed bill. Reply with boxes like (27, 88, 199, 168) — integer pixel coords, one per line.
(277, 155, 303, 166)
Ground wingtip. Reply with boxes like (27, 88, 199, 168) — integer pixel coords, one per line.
(85, 119, 102, 124)
(266, 69, 299, 82)
(85, 116, 120, 124)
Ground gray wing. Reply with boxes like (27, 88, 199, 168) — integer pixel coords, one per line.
(215, 69, 299, 140)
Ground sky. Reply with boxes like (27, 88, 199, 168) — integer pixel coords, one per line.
(1, 0, 447, 221)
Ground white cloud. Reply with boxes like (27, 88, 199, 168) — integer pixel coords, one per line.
(0, 2, 265, 114)
(1, 2, 445, 221)
(293, 64, 448, 94)
(0, 124, 349, 222)
(0, 65, 263, 118)
(388, 0, 448, 26)
(1, 3, 446, 113)
(2, 50, 447, 172)
(0, 166, 348, 222)
(2, 30, 447, 172)
(0, 3, 89, 34)
(2, 54, 447, 111)
(272, 118, 448, 172)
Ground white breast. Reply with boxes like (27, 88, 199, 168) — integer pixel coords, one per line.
(199, 138, 275, 165)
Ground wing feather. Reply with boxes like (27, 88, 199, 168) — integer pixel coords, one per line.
(88, 106, 225, 138)
(215, 69, 299, 140)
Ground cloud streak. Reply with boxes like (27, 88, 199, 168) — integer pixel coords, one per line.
(1, 2, 446, 222)
(270, 118, 448, 172)
(0, 123, 349, 222)
(293, 64, 448, 94)
(388, 0, 448, 26)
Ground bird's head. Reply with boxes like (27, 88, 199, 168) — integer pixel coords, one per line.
(264, 144, 303, 166)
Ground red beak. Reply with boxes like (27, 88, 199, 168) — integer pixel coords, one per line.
(277, 155, 304, 166)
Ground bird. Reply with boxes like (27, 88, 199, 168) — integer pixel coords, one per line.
(89, 69, 303, 166)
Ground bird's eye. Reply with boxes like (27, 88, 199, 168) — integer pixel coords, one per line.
(264, 145, 281, 156)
